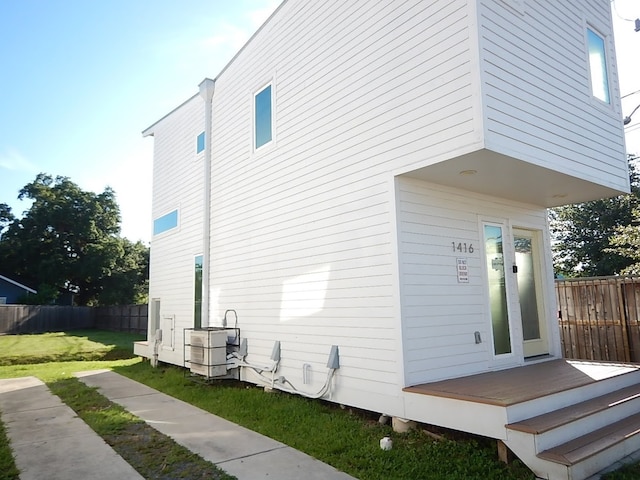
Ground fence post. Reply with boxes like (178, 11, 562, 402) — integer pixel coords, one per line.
(616, 279, 632, 362)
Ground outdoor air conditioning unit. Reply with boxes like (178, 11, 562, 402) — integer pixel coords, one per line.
(189, 329, 228, 378)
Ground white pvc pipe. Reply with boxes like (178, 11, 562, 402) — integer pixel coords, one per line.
(198, 79, 215, 327)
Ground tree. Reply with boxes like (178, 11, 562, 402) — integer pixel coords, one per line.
(0, 203, 13, 232)
(550, 155, 640, 277)
(97, 238, 149, 305)
(606, 205, 640, 275)
(0, 173, 148, 305)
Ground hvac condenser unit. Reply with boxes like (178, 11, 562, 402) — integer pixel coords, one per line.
(189, 329, 228, 377)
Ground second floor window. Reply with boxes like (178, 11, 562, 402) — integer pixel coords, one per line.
(587, 27, 610, 104)
(196, 132, 205, 153)
(255, 84, 272, 149)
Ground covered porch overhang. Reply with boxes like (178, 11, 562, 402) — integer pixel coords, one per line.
(398, 149, 627, 208)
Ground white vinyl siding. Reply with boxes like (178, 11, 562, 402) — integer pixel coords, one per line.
(397, 177, 549, 386)
(478, 0, 627, 191)
(144, 0, 622, 409)
(202, 0, 477, 411)
(148, 95, 205, 365)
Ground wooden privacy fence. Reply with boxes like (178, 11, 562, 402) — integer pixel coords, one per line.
(556, 276, 640, 363)
(94, 304, 148, 334)
(0, 304, 148, 334)
(0, 305, 94, 334)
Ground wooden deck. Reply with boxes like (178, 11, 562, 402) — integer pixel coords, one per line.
(403, 359, 640, 407)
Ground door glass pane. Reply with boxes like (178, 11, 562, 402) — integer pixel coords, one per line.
(484, 225, 511, 355)
(515, 236, 540, 341)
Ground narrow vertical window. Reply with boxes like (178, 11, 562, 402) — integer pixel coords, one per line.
(484, 224, 511, 355)
(196, 132, 205, 153)
(255, 84, 272, 149)
(587, 28, 610, 104)
(194, 255, 203, 329)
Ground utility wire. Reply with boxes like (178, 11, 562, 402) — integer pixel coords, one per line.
(611, 0, 637, 22)
(622, 89, 640, 99)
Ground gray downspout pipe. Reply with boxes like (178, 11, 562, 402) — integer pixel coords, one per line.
(199, 78, 215, 328)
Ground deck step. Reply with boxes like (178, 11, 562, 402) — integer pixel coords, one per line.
(538, 411, 640, 466)
(507, 384, 640, 434)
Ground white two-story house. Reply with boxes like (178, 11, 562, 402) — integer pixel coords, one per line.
(137, 1, 638, 478)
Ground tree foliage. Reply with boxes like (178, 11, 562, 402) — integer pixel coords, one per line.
(606, 206, 640, 275)
(550, 155, 640, 277)
(0, 174, 148, 305)
(0, 203, 13, 231)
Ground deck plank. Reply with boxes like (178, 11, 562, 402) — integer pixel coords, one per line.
(403, 360, 640, 406)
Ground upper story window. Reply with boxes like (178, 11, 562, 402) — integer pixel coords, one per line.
(153, 209, 178, 236)
(587, 27, 610, 104)
(196, 132, 205, 154)
(254, 84, 272, 149)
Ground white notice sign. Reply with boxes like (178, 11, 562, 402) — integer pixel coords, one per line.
(457, 258, 469, 283)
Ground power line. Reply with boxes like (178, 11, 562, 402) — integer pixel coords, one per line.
(622, 90, 640, 99)
(611, 0, 637, 22)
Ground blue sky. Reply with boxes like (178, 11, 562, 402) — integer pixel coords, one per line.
(0, 0, 639, 243)
(0, 0, 279, 242)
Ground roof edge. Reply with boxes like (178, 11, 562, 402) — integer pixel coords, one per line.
(0, 275, 37, 294)
(141, 0, 289, 136)
(142, 92, 200, 137)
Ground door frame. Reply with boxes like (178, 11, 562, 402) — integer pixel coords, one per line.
(481, 219, 555, 365)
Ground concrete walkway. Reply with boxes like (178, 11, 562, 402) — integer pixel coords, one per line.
(0, 376, 143, 480)
(0, 371, 356, 480)
(76, 369, 355, 480)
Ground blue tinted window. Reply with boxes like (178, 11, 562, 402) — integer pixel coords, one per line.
(587, 28, 610, 104)
(255, 85, 272, 149)
(196, 132, 205, 153)
(153, 210, 178, 236)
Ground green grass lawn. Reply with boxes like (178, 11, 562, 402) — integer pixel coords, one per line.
(0, 330, 635, 480)
(115, 361, 536, 480)
(0, 329, 232, 480)
(0, 330, 145, 366)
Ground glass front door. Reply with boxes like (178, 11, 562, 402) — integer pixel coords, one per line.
(514, 229, 548, 357)
(484, 224, 512, 356)
(483, 224, 549, 359)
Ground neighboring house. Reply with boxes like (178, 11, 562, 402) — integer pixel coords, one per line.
(137, 1, 637, 478)
(0, 275, 36, 304)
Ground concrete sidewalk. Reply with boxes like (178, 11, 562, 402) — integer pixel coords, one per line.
(76, 369, 356, 480)
(0, 376, 143, 480)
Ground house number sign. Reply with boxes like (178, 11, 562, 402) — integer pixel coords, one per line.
(452, 242, 474, 253)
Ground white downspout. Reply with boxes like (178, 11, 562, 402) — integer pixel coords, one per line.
(199, 78, 215, 328)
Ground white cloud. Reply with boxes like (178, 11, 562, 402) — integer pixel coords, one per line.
(0, 148, 38, 173)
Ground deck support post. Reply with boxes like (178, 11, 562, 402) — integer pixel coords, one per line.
(497, 440, 511, 464)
